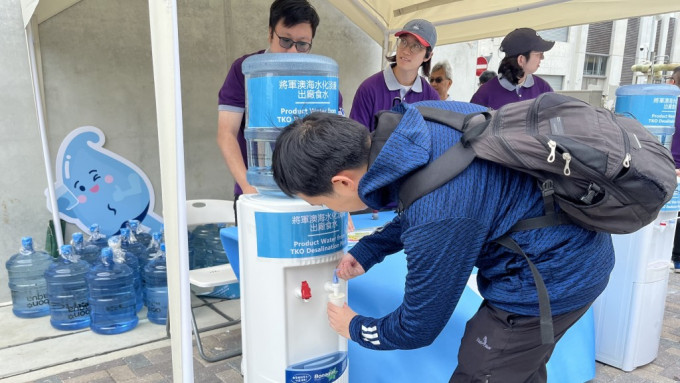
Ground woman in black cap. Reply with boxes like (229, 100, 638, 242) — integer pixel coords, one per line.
(470, 28, 555, 110)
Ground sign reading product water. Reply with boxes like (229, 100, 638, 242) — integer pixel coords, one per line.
(254, 210, 347, 258)
(247, 76, 339, 127)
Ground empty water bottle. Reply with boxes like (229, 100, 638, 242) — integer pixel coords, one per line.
(109, 235, 143, 312)
(87, 224, 109, 251)
(87, 247, 138, 334)
(6, 237, 53, 318)
(71, 232, 100, 265)
(143, 243, 168, 325)
(44, 245, 91, 330)
(128, 220, 152, 248)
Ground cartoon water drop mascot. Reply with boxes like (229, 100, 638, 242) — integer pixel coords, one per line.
(47, 127, 163, 236)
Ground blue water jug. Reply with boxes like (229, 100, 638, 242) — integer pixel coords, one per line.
(71, 232, 101, 265)
(143, 243, 168, 325)
(6, 237, 53, 318)
(242, 53, 339, 194)
(44, 244, 91, 330)
(128, 219, 152, 248)
(87, 247, 138, 334)
(87, 223, 109, 251)
(120, 227, 151, 272)
(109, 235, 143, 312)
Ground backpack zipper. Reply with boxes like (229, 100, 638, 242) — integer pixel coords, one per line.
(611, 112, 632, 171)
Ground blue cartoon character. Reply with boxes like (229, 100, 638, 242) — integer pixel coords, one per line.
(47, 126, 163, 236)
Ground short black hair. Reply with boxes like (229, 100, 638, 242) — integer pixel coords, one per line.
(272, 113, 370, 197)
(479, 70, 496, 85)
(269, 0, 320, 38)
(498, 51, 530, 85)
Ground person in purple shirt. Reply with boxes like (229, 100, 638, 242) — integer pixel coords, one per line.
(470, 28, 555, 110)
(349, 19, 440, 132)
(668, 66, 680, 272)
(217, 0, 344, 220)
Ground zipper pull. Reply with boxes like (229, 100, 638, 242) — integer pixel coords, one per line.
(622, 153, 631, 168)
(562, 153, 572, 176)
(547, 140, 556, 163)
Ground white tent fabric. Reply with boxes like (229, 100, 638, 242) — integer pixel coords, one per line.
(328, 0, 680, 48)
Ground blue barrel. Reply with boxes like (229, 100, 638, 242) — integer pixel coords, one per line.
(143, 243, 168, 325)
(615, 84, 680, 150)
(242, 53, 339, 194)
(5, 237, 53, 318)
(87, 247, 138, 334)
(44, 245, 91, 330)
(71, 232, 101, 265)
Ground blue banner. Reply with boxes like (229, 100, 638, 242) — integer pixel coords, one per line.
(255, 210, 347, 258)
(246, 76, 339, 127)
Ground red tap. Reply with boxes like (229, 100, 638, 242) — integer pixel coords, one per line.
(301, 281, 312, 300)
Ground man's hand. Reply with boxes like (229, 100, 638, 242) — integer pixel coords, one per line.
(675, 168, 680, 177)
(336, 253, 365, 280)
(327, 302, 356, 339)
(241, 185, 258, 194)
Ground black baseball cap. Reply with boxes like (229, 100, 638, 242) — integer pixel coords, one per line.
(500, 28, 555, 56)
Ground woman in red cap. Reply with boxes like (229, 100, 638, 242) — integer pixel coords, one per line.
(470, 27, 555, 110)
(349, 19, 440, 132)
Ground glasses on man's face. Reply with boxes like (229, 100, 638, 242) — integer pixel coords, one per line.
(397, 37, 425, 54)
(274, 31, 312, 53)
(430, 76, 446, 84)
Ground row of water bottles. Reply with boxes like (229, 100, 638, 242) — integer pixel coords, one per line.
(5, 225, 168, 334)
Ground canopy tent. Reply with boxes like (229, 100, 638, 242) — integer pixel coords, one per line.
(17, 1, 680, 382)
(328, 0, 680, 53)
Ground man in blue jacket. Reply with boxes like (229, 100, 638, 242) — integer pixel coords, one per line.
(271, 100, 614, 382)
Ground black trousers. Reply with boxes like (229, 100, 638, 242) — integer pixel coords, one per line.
(450, 301, 591, 383)
(672, 212, 680, 263)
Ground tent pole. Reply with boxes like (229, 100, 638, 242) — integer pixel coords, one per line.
(25, 19, 64, 249)
(147, 0, 193, 381)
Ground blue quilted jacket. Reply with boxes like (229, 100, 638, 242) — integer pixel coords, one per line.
(347, 100, 614, 350)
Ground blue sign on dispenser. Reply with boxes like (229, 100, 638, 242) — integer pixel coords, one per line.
(615, 84, 680, 127)
(254, 210, 347, 258)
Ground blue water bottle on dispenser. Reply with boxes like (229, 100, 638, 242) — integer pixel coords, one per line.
(242, 53, 339, 194)
(44, 244, 91, 330)
(143, 243, 168, 325)
(71, 232, 101, 265)
(87, 247, 138, 334)
(5, 236, 53, 318)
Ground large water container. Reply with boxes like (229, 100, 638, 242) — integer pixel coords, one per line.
(143, 243, 168, 325)
(44, 245, 91, 330)
(6, 237, 53, 318)
(87, 247, 138, 334)
(242, 53, 339, 194)
(86, 223, 109, 251)
(615, 84, 680, 150)
(109, 234, 143, 312)
(71, 232, 101, 265)
(128, 219, 152, 248)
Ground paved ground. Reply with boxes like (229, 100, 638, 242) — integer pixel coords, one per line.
(18, 270, 680, 383)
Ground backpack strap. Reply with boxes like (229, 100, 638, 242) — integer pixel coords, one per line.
(493, 234, 555, 344)
(397, 107, 492, 212)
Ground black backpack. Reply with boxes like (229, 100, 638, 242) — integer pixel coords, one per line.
(370, 93, 677, 343)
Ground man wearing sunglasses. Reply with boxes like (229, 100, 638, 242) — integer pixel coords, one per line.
(217, 0, 342, 222)
(430, 61, 454, 101)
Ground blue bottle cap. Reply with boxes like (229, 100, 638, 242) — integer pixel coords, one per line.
(21, 237, 33, 248)
(152, 232, 162, 240)
(120, 228, 130, 237)
(72, 232, 84, 242)
(60, 244, 73, 255)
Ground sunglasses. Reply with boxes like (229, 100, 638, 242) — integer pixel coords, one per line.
(274, 31, 312, 53)
(429, 77, 447, 84)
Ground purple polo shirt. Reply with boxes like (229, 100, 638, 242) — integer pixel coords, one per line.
(218, 50, 344, 196)
(671, 97, 680, 168)
(470, 74, 553, 110)
(349, 65, 440, 132)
